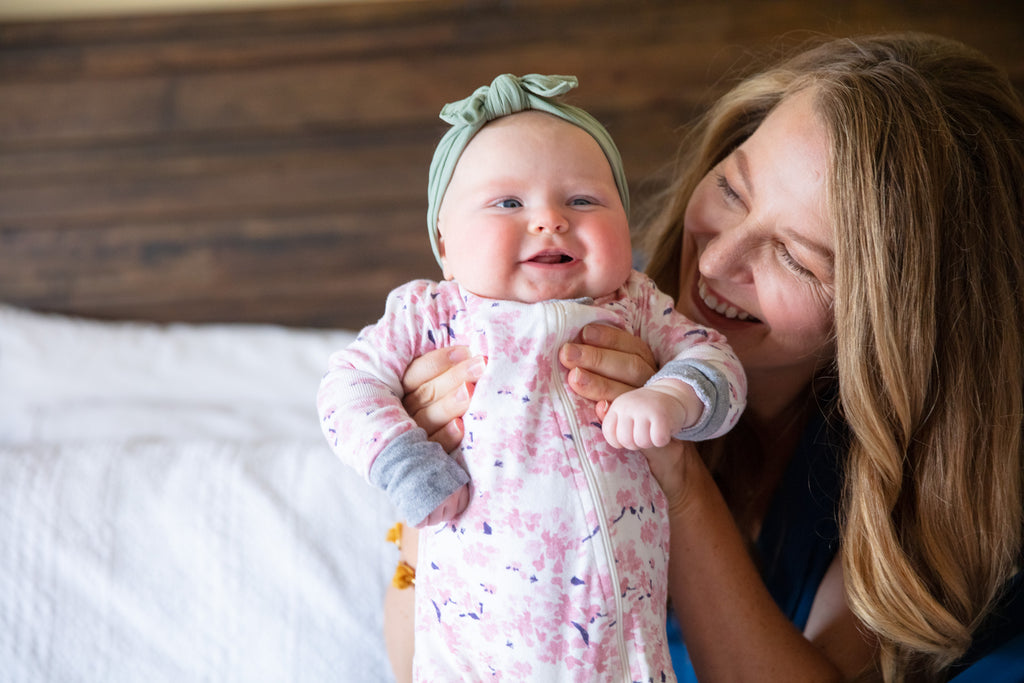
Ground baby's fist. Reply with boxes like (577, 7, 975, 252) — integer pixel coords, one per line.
(416, 484, 470, 528)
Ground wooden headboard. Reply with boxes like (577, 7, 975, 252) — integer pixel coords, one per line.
(2, 0, 1022, 329)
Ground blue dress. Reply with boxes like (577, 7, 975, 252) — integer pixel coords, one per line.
(666, 401, 1024, 682)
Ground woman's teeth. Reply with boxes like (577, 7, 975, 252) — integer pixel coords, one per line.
(698, 280, 753, 321)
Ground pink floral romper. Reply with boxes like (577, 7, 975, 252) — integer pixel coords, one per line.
(318, 270, 746, 682)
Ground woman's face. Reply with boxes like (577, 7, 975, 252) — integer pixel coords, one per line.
(679, 89, 836, 405)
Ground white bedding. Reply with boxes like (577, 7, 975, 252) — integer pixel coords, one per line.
(0, 305, 398, 682)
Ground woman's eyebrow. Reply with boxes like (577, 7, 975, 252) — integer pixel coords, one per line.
(784, 226, 835, 278)
(735, 149, 755, 200)
(783, 227, 834, 260)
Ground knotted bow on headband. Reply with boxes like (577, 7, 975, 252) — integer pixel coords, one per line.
(426, 73, 630, 267)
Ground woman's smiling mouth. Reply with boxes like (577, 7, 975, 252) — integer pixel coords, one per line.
(698, 278, 758, 322)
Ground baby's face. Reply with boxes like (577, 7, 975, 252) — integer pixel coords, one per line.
(436, 111, 632, 303)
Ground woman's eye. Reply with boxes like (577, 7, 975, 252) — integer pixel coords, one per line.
(775, 243, 816, 280)
(714, 173, 741, 204)
(496, 198, 522, 209)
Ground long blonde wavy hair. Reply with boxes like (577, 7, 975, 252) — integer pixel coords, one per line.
(641, 33, 1024, 681)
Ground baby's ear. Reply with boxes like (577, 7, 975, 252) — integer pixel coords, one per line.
(437, 235, 456, 281)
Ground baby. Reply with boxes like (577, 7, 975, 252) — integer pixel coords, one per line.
(318, 74, 745, 682)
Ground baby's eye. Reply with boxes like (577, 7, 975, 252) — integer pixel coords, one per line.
(496, 198, 522, 209)
(569, 197, 596, 206)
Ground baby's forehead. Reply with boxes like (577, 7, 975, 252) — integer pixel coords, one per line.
(482, 109, 572, 129)
(481, 110, 598, 143)
(462, 111, 605, 158)
(454, 121, 614, 194)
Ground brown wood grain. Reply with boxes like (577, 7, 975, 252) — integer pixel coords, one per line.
(1, 0, 1022, 328)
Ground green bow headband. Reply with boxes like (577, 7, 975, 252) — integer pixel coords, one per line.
(426, 73, 630, 267)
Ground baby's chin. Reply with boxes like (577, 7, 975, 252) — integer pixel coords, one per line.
(454, 271, 624, 304)
(452, 261, 629, 304)
(465, 287, 605, 304)
(511, 281, 619, 304)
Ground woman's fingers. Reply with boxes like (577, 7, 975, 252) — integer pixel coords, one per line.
(401, 346, 484, 440)
(401, 346, 483, 415)
(583, 323, 657, 370)
(566, 367, 640, 404)
(406, 378, 476, 439)
(401, 347, 471, 401)
(560, 323, 658, 402)
(428, 417, 466, 453)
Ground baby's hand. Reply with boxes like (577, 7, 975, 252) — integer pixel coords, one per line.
(415, 483, 470, 529)
(602, 381, 698, 450)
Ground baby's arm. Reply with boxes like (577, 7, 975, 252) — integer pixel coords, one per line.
(602, 378, 704, 450)
(366, 429, 470, 528)
(317, 279, 471, 528)
(319, 366, 471, 528)
(617, 272, 747, 444)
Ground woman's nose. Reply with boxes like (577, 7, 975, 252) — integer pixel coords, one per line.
(697, 226, 754, 282)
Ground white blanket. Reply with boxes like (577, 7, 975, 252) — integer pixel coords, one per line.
(0, 306, 398, 682)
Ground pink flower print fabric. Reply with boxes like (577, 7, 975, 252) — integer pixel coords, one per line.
(318, 270, 746, 682)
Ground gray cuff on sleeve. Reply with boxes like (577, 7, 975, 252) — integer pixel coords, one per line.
(649, 359, 732, 442)
(368, 428, 470, 526)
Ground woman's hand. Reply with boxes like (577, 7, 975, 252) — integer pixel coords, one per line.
(641, 439, 701, 513)
(559, 323, 658, 417)
(401, 346, 486, 452)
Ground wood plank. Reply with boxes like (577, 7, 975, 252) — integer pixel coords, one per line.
(0, 106, 692, 226)
(1, 0, 1022, 327)
(0, 131, 436, 222)
(4, 2, 1019, 143)
(0, 207, 438, 328)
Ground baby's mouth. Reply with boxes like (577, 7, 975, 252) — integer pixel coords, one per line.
(698, 279, 759, 322)
(527, 250, 576, 265)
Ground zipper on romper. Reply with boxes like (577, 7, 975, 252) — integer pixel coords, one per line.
(548, 301, 632, 683)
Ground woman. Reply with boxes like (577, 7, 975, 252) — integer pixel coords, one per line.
(393, 33, 1024, 681)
